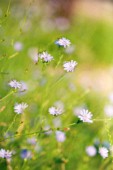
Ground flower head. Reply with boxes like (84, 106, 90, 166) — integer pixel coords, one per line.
(14, 103, 28, 114)
(56, 131, 66, 142)
(5, 150, 12, 159)
(63, 60, 77, 72)
(8, 80, 21, 89)
(78, 109, 93, 123)
(48, 106, 63, 116)
(55, 38, 71, 48)
(86, 146, 97, 157)
(99, 147, 108, 159)
(0, 149, 12, 159)
(39, 52, 53, 62)
(20, 149, 32, 159)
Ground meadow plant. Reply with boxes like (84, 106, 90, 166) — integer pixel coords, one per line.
(0, 1, 113, 169)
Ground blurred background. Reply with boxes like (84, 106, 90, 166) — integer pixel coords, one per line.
(0, 0, 113, 170)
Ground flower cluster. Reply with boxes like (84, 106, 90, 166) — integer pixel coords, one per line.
(86, 146, 109, 159)
(86, 139, 110, 159)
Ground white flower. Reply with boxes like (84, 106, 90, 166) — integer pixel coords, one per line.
(99, 147, 108, 159)
(56, 38, 71, 48)
(39, 52, 53, 62)
(5, 150, 12, 159)
(0, 149, 12, 159)
(86, 146, 97, 157)
(0, 149, 6, 158)
(14, 103, 28, 114)
(8, 80, 22, 89)
(78, 109, 93, 123)
(63, 60, 78, 72)
(48, 106, 63, 116)
(104, 104, 113, 117)
(14, 42, 23, 51)
(56, 131, 66, 142)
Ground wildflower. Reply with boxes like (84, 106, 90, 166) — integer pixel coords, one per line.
(78, 109, 93, 123)
(5, 150, 12, 159)
(55, 37, 71, 48)
(8, 80, 21, 89)
(99, 147, 108, 159)
(63, 60, 78, 72)
(20, 149, 32, 159)
(14, 41, 23, 51)
(86, 146, 97, 157)
(48, 106, 63, 116)
(56, 131, 66, 142)
(0, 149, 12, 159)
(14, 103, 28, 114)
(39, 52, 53, 62)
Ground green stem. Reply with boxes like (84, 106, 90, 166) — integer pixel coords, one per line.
(0, 91, 14, 102)
(5, 114, 18, 134)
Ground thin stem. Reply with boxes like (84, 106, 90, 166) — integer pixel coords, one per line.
(0, 121, 78, 142)
(52, 74, 66, 88)
(55, 55, 63, 69)
(0, 91, 14, 102)
(5, 114, 18, 134)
